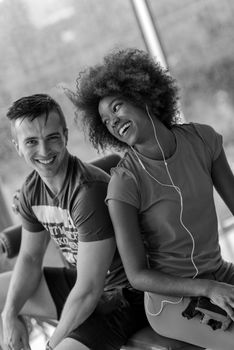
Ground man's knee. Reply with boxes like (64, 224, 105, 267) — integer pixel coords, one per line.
(0, 225, 21, 258)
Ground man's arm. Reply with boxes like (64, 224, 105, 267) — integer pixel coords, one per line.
(48, 237, 116, 348)
(1, 227, 50, 349)
(90, 153, 121, 174)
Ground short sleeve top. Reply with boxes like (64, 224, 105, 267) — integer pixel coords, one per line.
(106, 123, 223, 278)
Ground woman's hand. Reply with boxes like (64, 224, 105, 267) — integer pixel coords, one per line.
(207, 280, 234, 320)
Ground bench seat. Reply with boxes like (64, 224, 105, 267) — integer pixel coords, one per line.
(122, 326, 204, 350)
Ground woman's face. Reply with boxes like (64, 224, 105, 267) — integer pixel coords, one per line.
(98, 96, 150, 147)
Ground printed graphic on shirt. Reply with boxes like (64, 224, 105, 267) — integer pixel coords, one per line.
(32, 205, 78, 266)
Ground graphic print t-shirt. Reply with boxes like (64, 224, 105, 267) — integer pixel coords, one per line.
(18, 155, 128, 289)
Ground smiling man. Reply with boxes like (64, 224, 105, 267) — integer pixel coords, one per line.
(0, 94, 147, 350)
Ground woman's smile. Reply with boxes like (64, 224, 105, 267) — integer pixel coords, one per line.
(118, 121, 132, 137)
(98, 96, 149, 147)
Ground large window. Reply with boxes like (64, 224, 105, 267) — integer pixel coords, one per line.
(0, 0, 145, 218)
(1, 0, 234, 228)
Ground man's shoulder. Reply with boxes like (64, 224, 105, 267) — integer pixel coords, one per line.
(19, 171, 43, 210)
(73, 156, 110, 186)
(21, 170, 41, 193)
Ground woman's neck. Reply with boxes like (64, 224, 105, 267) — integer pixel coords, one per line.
(134, 122, 176, 161)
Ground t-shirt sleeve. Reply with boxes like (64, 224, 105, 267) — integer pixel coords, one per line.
(106, 167, 141, 209)
(18, 185, 45, 232)
(193, 123, 223, 161)
(72, 182, 114, 242)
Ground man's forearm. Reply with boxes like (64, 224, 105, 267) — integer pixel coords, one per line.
(2, 254, 43, 319)
(49, 287, 100, 348)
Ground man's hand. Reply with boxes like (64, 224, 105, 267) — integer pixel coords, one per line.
(2, 315, 31, 350)
(12, 189, 21, 215)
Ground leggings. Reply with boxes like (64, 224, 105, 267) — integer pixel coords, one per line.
(145, 261, 234, 350)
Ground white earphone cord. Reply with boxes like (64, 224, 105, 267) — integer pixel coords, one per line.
(131, 105, 198, 316)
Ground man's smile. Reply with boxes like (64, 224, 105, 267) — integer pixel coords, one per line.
(35, 156, 56, 165)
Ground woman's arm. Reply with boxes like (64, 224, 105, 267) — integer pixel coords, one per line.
(108, 199, 234, 319)
(48, 237, 116, 348)
(211, 148, 234, 215)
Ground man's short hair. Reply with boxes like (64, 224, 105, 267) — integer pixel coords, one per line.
(6, 93, 67, 130)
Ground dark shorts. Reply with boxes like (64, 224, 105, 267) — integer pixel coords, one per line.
(43, 267, 148, 350)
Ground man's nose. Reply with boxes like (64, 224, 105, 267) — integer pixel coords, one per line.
(38, 141, 49, 155)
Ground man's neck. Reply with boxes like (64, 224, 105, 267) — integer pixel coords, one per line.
(41, 152, 70, 196)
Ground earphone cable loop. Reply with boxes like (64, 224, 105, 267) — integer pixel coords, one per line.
(132, 105, 199, 316)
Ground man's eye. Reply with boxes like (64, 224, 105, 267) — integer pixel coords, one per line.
(26, 140, 36, 146)
(49, 135, 60, 141)
(103, 120, 109, 126)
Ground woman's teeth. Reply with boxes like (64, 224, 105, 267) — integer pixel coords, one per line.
(119, 122, 131, 136)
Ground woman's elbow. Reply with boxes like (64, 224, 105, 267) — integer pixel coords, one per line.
(126, 270, 146, 291)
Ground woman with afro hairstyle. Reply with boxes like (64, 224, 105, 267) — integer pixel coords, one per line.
(71, 48, 234, 349)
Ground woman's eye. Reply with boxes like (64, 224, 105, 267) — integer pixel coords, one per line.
(104, 120, 109, 126)
(113, 103, 121, 113)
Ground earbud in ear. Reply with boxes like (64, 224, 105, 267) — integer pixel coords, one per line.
(145, 104, 149, 114)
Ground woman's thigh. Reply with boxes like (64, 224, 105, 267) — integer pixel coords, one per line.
(146, 293, 234, 350)
(54, 338, 89, 350)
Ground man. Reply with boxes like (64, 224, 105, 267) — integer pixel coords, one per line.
(0, 94, 147, 350)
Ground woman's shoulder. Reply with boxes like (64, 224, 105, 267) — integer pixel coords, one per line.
(109, 151, 140, 187)
(173, 122, 217, 136)
(107, 152, 141, 208)
(111, 151, 137, 176)
(115, 151, 131, 168)
(173, 122, 222, 160)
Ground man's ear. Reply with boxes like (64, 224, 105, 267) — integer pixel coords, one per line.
(12, 139, 21, 156)
(64, 128, 68, 145)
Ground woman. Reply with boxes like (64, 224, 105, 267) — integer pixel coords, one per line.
(71, 48, 234, 349)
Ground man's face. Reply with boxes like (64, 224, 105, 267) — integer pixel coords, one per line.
(13, 111, 68, 180)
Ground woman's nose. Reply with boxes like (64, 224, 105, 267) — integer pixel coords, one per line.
(110, 116, 120, 128)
